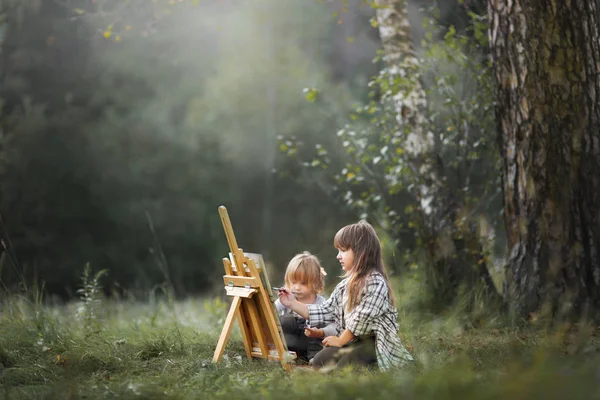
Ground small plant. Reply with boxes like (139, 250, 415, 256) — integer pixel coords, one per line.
(76, 263, 108, 335)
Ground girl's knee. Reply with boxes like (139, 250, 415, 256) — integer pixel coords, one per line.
(311, 347, 337, 370)
(311, 350, 327, 370)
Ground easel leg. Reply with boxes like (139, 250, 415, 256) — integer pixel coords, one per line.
(257, 292, 292, 371)
(222, 257, 253, 359)
(245, 298, 269, 357)
(236, 307, 253, 358)
(212, 295, 242, 363)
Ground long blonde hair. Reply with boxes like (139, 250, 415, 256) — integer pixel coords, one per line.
(334, 220, 395, 311)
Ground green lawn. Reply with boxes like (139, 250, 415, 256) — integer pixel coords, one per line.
(1, 292, 600, 399)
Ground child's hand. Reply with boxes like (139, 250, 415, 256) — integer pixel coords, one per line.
(304, 327, 324, 338)
(322, 336, 343, 347)
(277, 287, 295, 307)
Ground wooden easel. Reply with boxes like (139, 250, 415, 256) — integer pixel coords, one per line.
(212, 206, 295, 371)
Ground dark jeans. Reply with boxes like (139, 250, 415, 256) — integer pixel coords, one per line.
(280, 314, 323, 361)
(311, 335, 377, 370)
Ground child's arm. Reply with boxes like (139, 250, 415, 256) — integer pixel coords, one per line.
(305, 320, 339, 339)
(277, 289, 309, 318)
(321, 322, 338, 338)
(304, 327, 324, 338)
(323, 329, 355, 347)
(280, 284, 341, 326)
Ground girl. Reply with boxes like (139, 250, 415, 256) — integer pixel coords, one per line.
(275, 252, 337, 363)
(278, 221, 413, 370)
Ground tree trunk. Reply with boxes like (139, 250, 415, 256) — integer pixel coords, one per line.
(375, 0, 501, 307)
(488, 0, 600, 319)
(374, 0, 433, 163)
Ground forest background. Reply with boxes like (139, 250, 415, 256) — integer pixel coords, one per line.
(2, 0, 600, 398)
(0, 0, 505, 300)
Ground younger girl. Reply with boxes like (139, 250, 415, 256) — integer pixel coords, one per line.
(275, 252, 336, 363)
(278, 221, 413, 370)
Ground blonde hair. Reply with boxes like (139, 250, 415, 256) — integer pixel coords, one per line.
(334, 220, 395, 311)
(284, 251, 325, 294)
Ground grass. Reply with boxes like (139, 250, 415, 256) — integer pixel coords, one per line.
(2, 285, 600, 400)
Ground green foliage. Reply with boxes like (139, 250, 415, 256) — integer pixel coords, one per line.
(281, 6, 504, 310)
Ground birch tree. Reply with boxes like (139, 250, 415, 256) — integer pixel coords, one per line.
(373, 0, 500, 305)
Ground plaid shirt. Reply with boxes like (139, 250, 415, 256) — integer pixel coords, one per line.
(307, 271, 413, 370)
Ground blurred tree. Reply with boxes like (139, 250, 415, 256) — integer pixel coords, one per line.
(0, 0, 359, 297)
(371, 0, 499, 306)
(488, 0, 600, 320)
(0, 0, 116, 296)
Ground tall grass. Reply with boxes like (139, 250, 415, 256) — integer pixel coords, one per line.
(1, 270, 600, 399)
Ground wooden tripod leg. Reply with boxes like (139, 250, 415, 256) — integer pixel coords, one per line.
(257, 291, 291, 371)
(221, 258, 252, 358)
(245, 298, 269, 357)
(246, 258, 292, 371)
(236, 306, 253, 358)
(213, 295, 242, 363)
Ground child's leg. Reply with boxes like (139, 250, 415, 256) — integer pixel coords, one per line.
(280, 314, 309, 359)
(306, 337, 324, 361)
(336, 335, 377, 368)
(311, 336, 377, 370)
(311, 346, 343, 370)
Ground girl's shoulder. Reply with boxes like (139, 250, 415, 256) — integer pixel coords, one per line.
(363, 271, 388, 292)
(336, 277, 351, 288)
(327, 277, 350, 295)
(366, 271, 385, 284)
